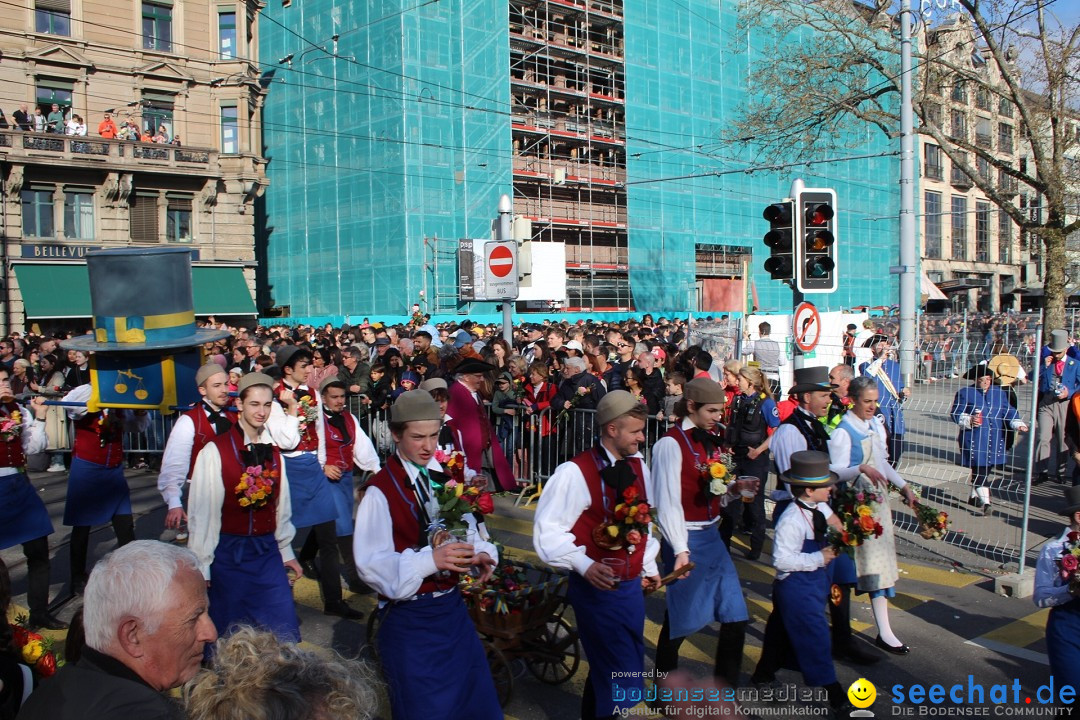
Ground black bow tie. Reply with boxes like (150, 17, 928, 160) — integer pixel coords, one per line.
(600, 458, 636, 493)
(797, 500, 828, 543)
(691, 427, 722, 452)
(244, 442, 273, 468)
(204, 403, 232, 435)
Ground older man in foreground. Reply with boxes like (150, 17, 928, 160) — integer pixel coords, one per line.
(18, 541, 217, 720)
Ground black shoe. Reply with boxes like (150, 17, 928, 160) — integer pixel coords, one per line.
(745, 549, 762, 562)
(1034, 473, 1050, 486)
(299, 559, 320, 581)
(750, 671, 776, 686)
(345, 577, 374, 595)
(833, 641, 881, 665)
(28, 612, 69, 631)
(70, 575, 88, 596)
(982, 503, 992, 516)
(875, 635, 910, 655)
(324, 603, 364, 620)
(967, 495, 979, 506)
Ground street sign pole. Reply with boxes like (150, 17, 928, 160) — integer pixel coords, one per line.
(790, 179, 806, 370)
(497, 194, 515, 344)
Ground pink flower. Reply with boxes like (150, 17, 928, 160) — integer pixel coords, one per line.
(1062, 554, 1079, 572)
(434, 449, 450, 463)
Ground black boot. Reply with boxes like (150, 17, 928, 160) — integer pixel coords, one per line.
(714, 620, 746, 687)
(655, 612, 683, 674)
(69, 526, 90, 595)
(829, 585, 879, 665)
(337, 536, 371, 594)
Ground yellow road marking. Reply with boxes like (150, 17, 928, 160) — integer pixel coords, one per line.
(979, 608, 1050, 649)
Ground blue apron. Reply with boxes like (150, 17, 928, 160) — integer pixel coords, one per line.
(282, 452, 337, 529)
(376, 588, 501, 720)
(661, 528, 748, 638)
(208, 533, 300, 643)
(62, 457, 132, 526)
(774, 535, 836, 687)
(568, 572, 646, 717)
(1047, 600, 1080, 695)
(0, 472, 53, 548)
(330, 470, 355, 537)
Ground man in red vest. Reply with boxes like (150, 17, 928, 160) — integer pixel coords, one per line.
(62, 383, 150, 595)
(157, 363, 234, 540)
(353, 390, 500, 720)
(535, 390, 661, 720)
(0, 367, 64, 629)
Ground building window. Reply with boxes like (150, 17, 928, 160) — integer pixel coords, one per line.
(35, 0, 70, 35)
(951, 195, 967, 260)
(976, 155, 992, 183)
(949, 109, 966, 141)
(975, 86, 991, 111)
(998, 123, 1013, 154)
(63, 189, 94, 239)
(21, 188, 54, 238)
(925, 191, 942, 259)
(218, 9, 237, 59)
(924, 103, 942, 130)
(142, 91, 174, 139)
(999, 97, 1013, 118)
(998, 208, 1012, 265)
(142, 1, 172, 52)
(924, 144, 943, 181)
(220, 105, 238, 154)
(975, 116, 992, 149)
(166, 195, 193, 242)
(975, 201, 991, 262)
(950, 151, 970, 186)
(951, 79, 967, 104)
(130, 192, 159, 242)
(35, 78, 73, 122)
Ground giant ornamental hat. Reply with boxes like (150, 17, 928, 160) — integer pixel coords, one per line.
(63, 248, 230, 353)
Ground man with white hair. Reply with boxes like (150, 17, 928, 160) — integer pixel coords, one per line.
(18, 540, 217, 719)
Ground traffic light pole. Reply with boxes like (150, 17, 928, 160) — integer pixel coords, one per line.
(790, 179, 807, 370)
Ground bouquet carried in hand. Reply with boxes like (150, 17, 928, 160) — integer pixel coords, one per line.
(296, 395, 319, 434)
(827, 485, 884, 556)
(592, 485, 651, 554)
(428, 450, 494, 544)
(0, 410, 23, 442)
(696, 449, 734, 497)
(914, 502, 949, 540)
(1058, 530, 1080, 593)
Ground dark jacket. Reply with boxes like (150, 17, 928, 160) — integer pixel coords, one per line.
(337, 360, 371, 397)
(16, 647, 182, 720)
(640, 368, 665, 415)
(553, 370, 606, 413)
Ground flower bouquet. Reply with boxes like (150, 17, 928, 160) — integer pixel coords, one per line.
(10, 619, 60, 679)
(696, 449, 734, 497)
(1058, 531, 1080, 593)
(827, 485, 884, 555)
(914, 502, 949, 540)
(0, 410, 23, 442)
(428, 450, 493, 546)
(554, 385, 592, 425)
(592, 486, 651, 554)
(296, 395, 319, 434)
(235, 462, 278, 509)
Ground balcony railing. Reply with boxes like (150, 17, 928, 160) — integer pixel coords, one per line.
(0, 131, 219, 174)
(926, 163, 944, 181)
(951, 166, 973, 188)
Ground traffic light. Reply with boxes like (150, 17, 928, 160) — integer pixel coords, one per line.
(762, 201, 795, 280)
(796, 188, 837, 293)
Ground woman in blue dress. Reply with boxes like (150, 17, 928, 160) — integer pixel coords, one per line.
(949, 365, 1029, 515)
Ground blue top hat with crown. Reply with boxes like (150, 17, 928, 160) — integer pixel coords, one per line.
(62, 247, 230, 353)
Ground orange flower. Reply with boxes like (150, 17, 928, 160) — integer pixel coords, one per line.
(858, 514, 876, 532)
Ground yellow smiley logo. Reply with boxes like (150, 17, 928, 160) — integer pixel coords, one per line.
(848, 678, 877, 708)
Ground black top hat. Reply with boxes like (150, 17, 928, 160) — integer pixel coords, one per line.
(963, 364, 996, 381)
(454, 358, 496, 375)
(862, 333, 889, 349)
(789, 366, 836, 394)
(1061, 487, 1080, 517)
(63, 248, 229, 353)
(781, 451, 840, 488)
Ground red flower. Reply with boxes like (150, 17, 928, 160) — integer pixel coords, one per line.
(36, 652, 56, 677)
(626, 529, 643, 545)
(1069, 531, 1080, 543)
(636, 502, 650, 514)
(639, 514, 652, 524)
(615, 507, 628, 520)
(622, 487, 639, 504)
(476, 492, 494, 515)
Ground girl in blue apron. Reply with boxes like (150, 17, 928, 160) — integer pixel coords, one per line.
(752, 451, 851, 716)
(1034, 486, 1080, 698)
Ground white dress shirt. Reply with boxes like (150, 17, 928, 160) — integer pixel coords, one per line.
(652, 418, 735, 556)
(157, 404, 226, 510)
(0, 402, 46, 478)
(1034, 528, 1079, 609)
(773, 499, 826, 581)
(767, 409, 834, 519)
(61, 384, 151, 433)
(353, 452, 498, 602)
(338, 412, 381, 474)
(187, 426, 297, 580)
(534, 445, 660, 578)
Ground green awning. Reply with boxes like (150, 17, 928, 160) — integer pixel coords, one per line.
(14, 263, 256, 319)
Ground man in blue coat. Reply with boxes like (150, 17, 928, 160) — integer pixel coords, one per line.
(1037, 330, 1080, 484)
(951, 365, 1029, 514)
(859, 336, 908, 467)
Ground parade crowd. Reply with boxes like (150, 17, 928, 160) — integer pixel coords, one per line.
(1, 309, 1079, 720)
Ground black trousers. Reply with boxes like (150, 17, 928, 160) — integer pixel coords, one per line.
(721, 450, 769, 555)
(69, 514, 135, 582)
(655, 611, 747, 687)
(299, 529, 363, 587)
(295, 520, 343, 609)
(22, 536, 52, 616)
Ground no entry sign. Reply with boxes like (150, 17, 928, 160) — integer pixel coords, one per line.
(484, 241, 518, 300)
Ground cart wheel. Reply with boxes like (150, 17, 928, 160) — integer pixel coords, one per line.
(365, 607, 382, 651)
(484, 640, 514, 707)
(525, 617, 581, 685)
